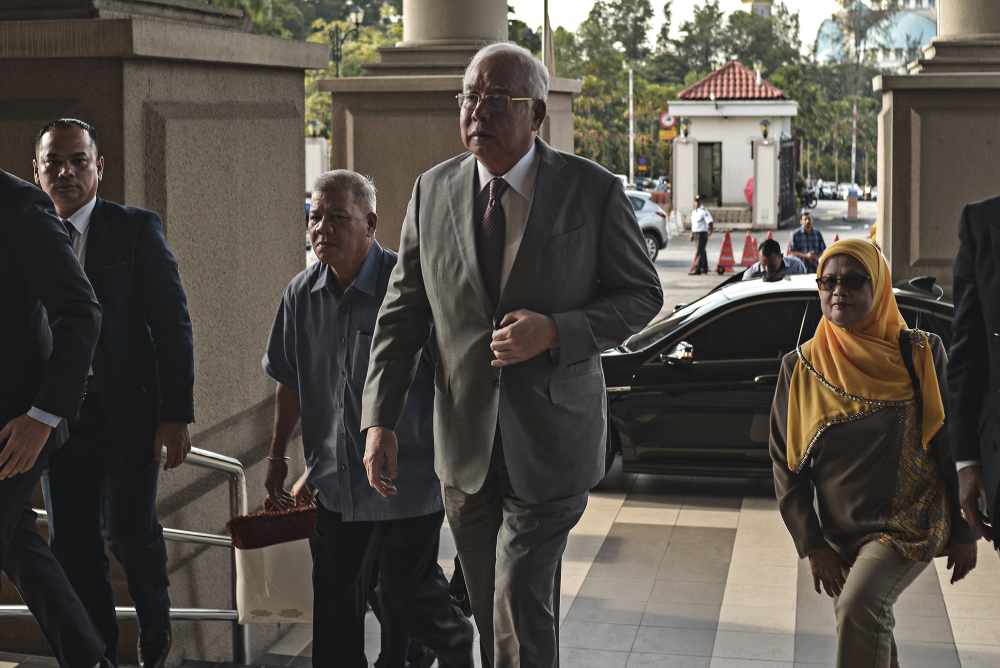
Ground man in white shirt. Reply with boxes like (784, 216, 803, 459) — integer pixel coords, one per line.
(689, 194, 714, 275)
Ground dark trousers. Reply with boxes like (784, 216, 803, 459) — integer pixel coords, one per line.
(0, 428, 105, 668)
(694, 231, 709, 273)
(43, 393, 170, 665)
(443, 438, 588, 668)
(310, 506, 474, 668)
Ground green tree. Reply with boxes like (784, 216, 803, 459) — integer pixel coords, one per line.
(606, 0, 655, 62)
(670, 0, 726, 81)
(724, 2, 801, 76)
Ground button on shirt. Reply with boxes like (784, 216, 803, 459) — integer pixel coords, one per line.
(690, 206, 714, 233)
(263, 242, 441, 521)
(476, 142, 540, 292)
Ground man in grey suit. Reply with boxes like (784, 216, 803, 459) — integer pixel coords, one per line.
(360, 43, 663, 667)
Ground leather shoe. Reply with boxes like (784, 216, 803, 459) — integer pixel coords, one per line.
(138, 628, 172, 668)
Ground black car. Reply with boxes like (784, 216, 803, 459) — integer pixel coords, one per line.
(602, 275, 953, 479)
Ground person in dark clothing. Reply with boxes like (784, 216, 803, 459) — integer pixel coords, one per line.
(0, 169, 109, 668)
(33, 119, 193, 668)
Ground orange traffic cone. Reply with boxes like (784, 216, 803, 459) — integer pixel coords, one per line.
(833, 234, 840, 243)
(739, 231, 758, 267)
(716, 231, 736, 274)
(766, 231, 774, 241)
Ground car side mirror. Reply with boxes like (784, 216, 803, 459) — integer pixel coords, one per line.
(659, 341, 694, 365)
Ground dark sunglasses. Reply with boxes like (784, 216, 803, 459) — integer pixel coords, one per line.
(816, 274, 870, 292)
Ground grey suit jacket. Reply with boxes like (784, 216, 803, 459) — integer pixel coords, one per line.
(361, 139, 663, 503)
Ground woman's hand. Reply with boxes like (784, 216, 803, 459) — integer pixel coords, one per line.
(947, 542, 977, 584)
(808, 546, 849, 597)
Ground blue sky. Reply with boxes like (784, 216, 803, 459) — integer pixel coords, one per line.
(508, 0, 844, 53)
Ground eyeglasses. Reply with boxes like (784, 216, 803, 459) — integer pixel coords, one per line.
(456, 93, 535, 113)
(816, 274, 870, 292)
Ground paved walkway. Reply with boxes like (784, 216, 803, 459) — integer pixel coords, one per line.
(259, 462, 1000, 667)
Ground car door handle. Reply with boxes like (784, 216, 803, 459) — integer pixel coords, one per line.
(754, 374, 778, 385)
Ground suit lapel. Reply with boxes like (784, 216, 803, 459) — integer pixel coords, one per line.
(499, 139, 567, 307)
(445, 154, 493, 315)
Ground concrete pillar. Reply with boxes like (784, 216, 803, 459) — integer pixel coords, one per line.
(877, 0, 1000, 293)
(401, 0, 507, 46)
(0, 2, 328, 662)
(752, 140, 779, 230)
(672, 138, 698, 229)
(938, 0, 1000, 38)
(324, 0, 579, 250)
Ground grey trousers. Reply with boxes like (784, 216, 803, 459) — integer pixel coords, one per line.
(443, 440, 587, 668)
(833, 540, 928, 668)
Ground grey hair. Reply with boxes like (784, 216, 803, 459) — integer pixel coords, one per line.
(464, 42, 549, 102)
(312, 169, 377, 212)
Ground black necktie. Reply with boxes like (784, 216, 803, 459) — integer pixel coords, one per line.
(476, 177, 508, 308)
(61, 218, 77, 247)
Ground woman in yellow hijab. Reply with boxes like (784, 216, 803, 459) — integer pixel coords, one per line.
(769, 238, 976, 668)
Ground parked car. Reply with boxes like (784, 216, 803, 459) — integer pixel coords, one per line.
(601, 275, 952, 477)
(837, 182, 860, 200)
(869, 185, 879, 201)
(626, 189, 670, 261)
(817, 182, 837, 200)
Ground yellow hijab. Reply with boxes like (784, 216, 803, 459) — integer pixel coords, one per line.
(785, 239, 945, 471)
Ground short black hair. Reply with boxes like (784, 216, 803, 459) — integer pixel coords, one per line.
(35, 118, 99, 154)
(759, 239, 782, 257)
(694, 194, 703, 203)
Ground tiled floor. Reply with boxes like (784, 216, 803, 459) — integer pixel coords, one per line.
(260, 465, 1000, 667)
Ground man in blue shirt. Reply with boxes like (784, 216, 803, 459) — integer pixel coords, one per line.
(262, 170, 473, 668)
(788, 211, 827, 272)
(742, 239, 808, 282)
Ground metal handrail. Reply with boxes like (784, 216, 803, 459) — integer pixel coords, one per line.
(11, 446, 251, 665)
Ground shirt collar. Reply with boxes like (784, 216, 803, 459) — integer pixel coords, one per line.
(65, 197, 97, 236)
(476, 141, 538, 201)
(311, 240, 382, 296)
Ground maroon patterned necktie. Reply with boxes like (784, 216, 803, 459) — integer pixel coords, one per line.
(477, 177, 508, 307)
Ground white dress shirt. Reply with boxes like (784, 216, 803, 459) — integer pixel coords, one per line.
(690, 206, 714, 233)
(27, 197, 98, 429)
(476, 142, 540, 291)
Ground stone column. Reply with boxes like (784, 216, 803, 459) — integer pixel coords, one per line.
(0, 2, 328, 663)
(672, 138, 698, 229)
(753, 140, 780, 230)
(876, 0, 1000, 293)
(324, 0, 580, 250)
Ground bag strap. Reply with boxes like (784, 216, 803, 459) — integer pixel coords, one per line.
(899, 329, 921, 404)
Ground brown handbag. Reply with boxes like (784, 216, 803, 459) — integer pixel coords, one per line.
(226, 496, 317, 550)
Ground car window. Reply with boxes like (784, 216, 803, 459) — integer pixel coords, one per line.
(628, 196, 644, 211)
(683, 298, 821, 361)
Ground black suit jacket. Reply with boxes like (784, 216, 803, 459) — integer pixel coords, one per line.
(0, 170, 101, 427)
(949, 196, 1000, 520)
(83, 198, 194, 446)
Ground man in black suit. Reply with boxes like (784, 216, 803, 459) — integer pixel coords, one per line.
(949, 197, 1000, 550)
(33, 119, 195, 668)
(0, 169, 108, 666)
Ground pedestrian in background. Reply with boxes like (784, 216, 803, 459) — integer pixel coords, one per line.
(770, 239, 975, 668)
(741, 238, 807, 282)
(948, 197, 1000, 549)
(788, 210, 826, 272)
(689, 194, 713, 275)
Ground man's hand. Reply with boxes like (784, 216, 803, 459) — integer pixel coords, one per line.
(959, 465, 994, 541)
(490, 310, 559, 368)
(364, 427, 398, 497)
(807, 546, 849, 598)
(265, 456, 294, 509)
(154, 421, 191, 470)
(0, 415, 52, 480)
(947, 542, 977, 584)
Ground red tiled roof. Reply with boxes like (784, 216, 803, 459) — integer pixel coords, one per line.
(678, 60, 786, 101)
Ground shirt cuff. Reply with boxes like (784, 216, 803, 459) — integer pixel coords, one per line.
(27, 407, 62, 429)
(956, 460, 981, 472)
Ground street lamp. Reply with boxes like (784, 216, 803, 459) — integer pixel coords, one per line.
(679, 117, 690, 139)
(329, 6, 363, 77)
(759, 118, 770, 141)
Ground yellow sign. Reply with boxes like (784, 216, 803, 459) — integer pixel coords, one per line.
(659, 128, 677, 141)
